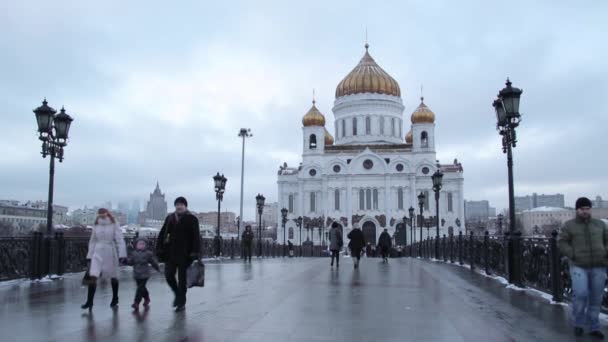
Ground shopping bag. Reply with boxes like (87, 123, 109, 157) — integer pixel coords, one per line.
(187, 260, 205, 288)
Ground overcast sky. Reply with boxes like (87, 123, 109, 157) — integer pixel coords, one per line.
(1, 1, 606, 220)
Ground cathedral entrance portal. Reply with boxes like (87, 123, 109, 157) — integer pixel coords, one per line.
(362, 221, 377, 245)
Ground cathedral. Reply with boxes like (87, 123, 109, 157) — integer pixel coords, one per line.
(277, 44, 465, 246)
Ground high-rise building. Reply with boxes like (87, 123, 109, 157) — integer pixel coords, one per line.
(464, 200, 492, 224)
(145, 182, 168, 221)
(515, 193, 565, 212)
(593, 196, 608, 209)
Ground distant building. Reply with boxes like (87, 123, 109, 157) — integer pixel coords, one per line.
(262, 202, 278, 230)
(519, 206, 574, 236)
(464, 200, 492, 222)
(593, 196, 608, 209)
(145, 182, 168, 221)
(0, 201, 47, 235)
(515, 193, 565, 212)
(195, 211, 237, 234)
(71, 207, 99, 226)
(30, 201, 69, 225)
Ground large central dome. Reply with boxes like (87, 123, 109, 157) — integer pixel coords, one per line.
(335, 44, 401, 98)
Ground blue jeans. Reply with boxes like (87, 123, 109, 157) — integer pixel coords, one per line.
(570, 265, 607, 331)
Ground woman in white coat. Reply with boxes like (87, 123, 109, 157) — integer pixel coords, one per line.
(81, 208, 127, 310)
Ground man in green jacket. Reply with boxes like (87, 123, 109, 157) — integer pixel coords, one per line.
(558, 197, 608, 339)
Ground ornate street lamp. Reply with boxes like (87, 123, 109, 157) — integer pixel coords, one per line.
(237, 128, 252, 241)
(281, 207, 288, 257)
(417, 192, 425, 258)
(33, 99, 74, 235)
(432, 167, 444, 258)
(255, 193, 265, 257)
(213, 172, 227, 257)
(493, 78, 523, 286)
(408, 206, 415, 257)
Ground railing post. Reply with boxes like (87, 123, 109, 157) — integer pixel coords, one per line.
(511, 231, 523, 287)
(484, 231, 490, 275)
(469, 231, 475, 271)
(449, 233, 454, 263)
(230, 237, 235, 259)
(29, 232, 40, 280)
(443, 234, 447, 262)
(458, 231, 463, 265)
(550, 230, 563, 302)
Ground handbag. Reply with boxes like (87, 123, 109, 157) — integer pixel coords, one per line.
(82, 265, 95, 286)
(186, 260, 205, 288)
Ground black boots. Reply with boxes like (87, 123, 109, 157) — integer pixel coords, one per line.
(81, 284, 96, 310)
(590, 331, 605, 340)
(110, 278, 119, 308)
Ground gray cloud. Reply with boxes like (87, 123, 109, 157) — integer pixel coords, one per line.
(1, 0, 607, 219)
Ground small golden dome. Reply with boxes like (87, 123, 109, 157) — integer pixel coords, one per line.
(324, 129, 334, 145)
(302, 100, 326, 127)
(335, 44, 401, 98)
(411, 97, 435, 124)
(405, 129, 413, 143)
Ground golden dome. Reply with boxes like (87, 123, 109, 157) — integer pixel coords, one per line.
(302, 100, 326, 127)
(335, 44, 401, 98)
(324, 129, 334, 145)
(411, 97, 435, 124)
(405, 129, 413, 143)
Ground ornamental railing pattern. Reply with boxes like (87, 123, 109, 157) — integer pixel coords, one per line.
(0, 232, 327, 281)
(408, 231, 603, 312)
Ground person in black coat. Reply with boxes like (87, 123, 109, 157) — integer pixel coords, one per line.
(347, 227, 365, 269)
(242, 225, 254, 262)
(378, 229, 392, 263)
(155, 197, 200, 312)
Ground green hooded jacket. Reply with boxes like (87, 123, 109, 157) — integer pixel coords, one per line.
(557, 216, 608, 268)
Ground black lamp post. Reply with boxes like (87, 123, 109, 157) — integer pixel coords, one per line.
(213, 172, 227, 257)
(417, 192, 425, 258)
(281, 207, 288, 257)
(296, 216, 303, 256)
(408, 206, 415, 257)
(432, 168, 444, 258)
(33, 99, 74, 235)
(255, 194, 265, 257)
(493, 78, 523, 286)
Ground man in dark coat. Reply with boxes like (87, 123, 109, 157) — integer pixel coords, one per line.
(347, 227, 365, 269)
(558, 197, 608, 338)
(242, 225, 254, 262)
(156, 197, 200, 312)
(378, 229, 392, 263)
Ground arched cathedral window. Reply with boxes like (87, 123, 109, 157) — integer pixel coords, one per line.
(365, 116, 371, 135)
(421, 131, 428, 147)
(309, 134, 317, 149)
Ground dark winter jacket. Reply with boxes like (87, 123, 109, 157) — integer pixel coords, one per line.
(378, 231, 392, 249)
(242, 230, 254, 245)
(347, 228, 366, 253)
(128, 247, 160, 279)
(156, 211, 201, 265)
(558, 216, 608, 268)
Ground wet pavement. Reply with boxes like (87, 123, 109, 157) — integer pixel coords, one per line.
(0, 257, 590, 341)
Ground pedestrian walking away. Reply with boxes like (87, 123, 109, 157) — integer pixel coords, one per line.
(378, 228, 392, 263)
(128, 238, 160, 311)
(347, 226, 365, 269)
(242, 225, 254, 262)
(328, 222, 343, 268)
(81, 208, 127, 310)
(558, 197, 608, 339)
(156, 197, 201, 312)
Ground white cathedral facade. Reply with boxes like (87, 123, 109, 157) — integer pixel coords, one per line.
(277, 44, 465, 246)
